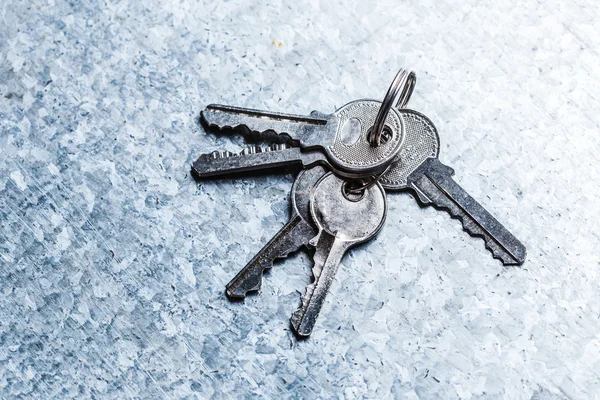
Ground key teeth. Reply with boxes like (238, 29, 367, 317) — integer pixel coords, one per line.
(200, 109, 297, 143)
(240, 145, 262, 155)
(458, 216, 526, 266)
(226, 273, 263, 300)
(199, 150, 234, 160)
(290, 281, 316, 337)
(428, 201, 526, 266)
(197, 143, 290, 160)
(290, 231, 323, 337)
(227, 243, 305, 300)
(226, 216, 316, 301)
(409, 159, 527, 267)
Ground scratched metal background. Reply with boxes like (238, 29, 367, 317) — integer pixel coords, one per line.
(1, 0, 599, 398)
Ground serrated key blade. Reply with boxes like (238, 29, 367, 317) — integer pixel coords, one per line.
(226, 215, 317, 299)
(201, 104, 329, 144)
(290, 232, 341, 337)
(225, 166, 326, 299)
(192, 145, 327, 178)
(408, 157, 526, 265)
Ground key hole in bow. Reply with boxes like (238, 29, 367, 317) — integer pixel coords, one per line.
(342, 181, 366, 202)
(367, 125, 393, 146)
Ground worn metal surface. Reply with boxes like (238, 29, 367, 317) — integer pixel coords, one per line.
(195, 99, 405, 178)
(406, 156, 526, 266)
(382, 110, 526, 265)
(290, 173, 387, 337)
(226, 166, 324, 299)
(1, 0, 600, 398)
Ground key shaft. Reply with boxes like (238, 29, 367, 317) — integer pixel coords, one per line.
(290, 232, 345, 336)
(202, 104, 331, 147)
(408, 157, 526, 265)
(381, 109, 526, 265)
(192, 145, 327, 178)
(199, 100, 406, 178)
(290, 173, 387, 337)
(225, 166, 326, 298)
(226, 214, 316, 299)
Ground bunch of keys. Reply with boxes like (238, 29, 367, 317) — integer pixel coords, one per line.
(193, 69, 526, 337)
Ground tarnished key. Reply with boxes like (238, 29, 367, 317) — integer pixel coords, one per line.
(193, 100, 405, 179)
(380, 109, 526, 265)
(290, 173, 387, 337)
(225, 166, 326, 299)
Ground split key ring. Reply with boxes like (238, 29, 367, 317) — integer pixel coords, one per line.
(368, 69, 417, 147)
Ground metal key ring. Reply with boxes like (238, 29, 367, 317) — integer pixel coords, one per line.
(343, 160, 396, 198)
(368, 69, 417, 147)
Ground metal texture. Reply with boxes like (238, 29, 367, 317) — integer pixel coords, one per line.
(198, 99, 405, 178)
(343, 161, 395, 195)
(368, 69, 416, 146)
(379, 109, 440, 189)
(407, 157, 527, 265)
(225, 166, 326, 299)
(290, 173, 387, 337)
(192, 144, 328, 178)
(382, 109, 526, 265)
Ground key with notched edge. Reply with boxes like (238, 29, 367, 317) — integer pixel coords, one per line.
(225, 165, 326, 299)
(290, 172, 387, 337)
(380, 109, 526, 266)
(192, 100, 405, 179)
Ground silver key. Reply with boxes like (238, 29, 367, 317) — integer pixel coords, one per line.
(290, 173, 387, 337)
(193, 100, 405, 179)
(380, 109, 526, 265)
(225, 166, 326, 299)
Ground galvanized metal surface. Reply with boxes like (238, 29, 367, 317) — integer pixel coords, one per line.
(1, 0, 599, 398)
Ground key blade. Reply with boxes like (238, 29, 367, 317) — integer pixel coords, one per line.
(290, 232, 344, 337)
(226, 215, 317, 299)
(408, 158, 527, 265)
(191, 144, 327, 178)
(226, 166, 326, 299)
(201, 104, 330, 143)
(290, 173, 388, 337)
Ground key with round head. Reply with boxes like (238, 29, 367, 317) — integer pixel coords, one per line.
(290, 172, 387, 337)
(380, 109, 526, 265)
(225, 165, 327, 299)
(193, 99, 405, 179)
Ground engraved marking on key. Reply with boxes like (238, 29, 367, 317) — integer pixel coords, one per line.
(225, 166, 326, 299)
(197, 100, 405, 178)
(381, 109, 526, 265)
(290, 173, 387, 337)
(339, 117, 362, 146)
